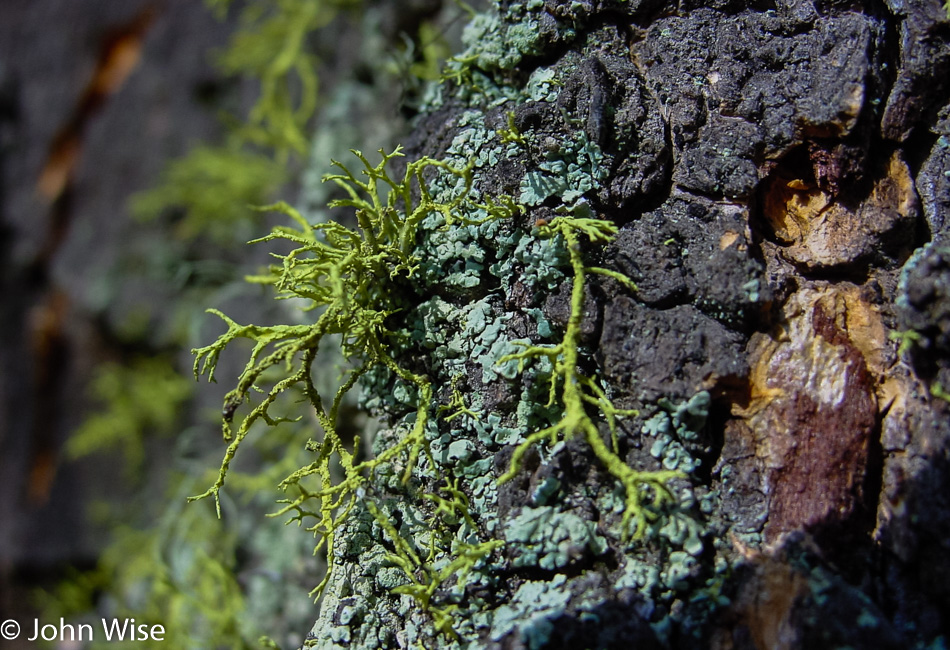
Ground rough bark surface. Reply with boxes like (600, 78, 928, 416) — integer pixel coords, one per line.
(304, 0, 950, 648)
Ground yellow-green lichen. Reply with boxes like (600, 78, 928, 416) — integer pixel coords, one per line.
(499, 213, 684, 540)
(191, 148, 516, 613)
(368, 491, 503, 640)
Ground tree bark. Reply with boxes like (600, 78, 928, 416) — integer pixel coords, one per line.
(306, 1, 950, 648)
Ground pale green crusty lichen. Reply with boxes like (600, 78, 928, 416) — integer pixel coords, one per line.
(520, 133, 608, 206)
(435, 0, 577, 105)
(489, 575, 573, 649)
(643, 391, 712, 475)
(506, 506, 608, 570)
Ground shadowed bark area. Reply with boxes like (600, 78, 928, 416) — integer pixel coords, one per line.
(303, 0, 950, 647)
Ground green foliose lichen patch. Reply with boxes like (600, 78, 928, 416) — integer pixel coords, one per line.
(489, 574, 573, 649)
(506, 506, 608, 569)
(520, 133, 608, 206)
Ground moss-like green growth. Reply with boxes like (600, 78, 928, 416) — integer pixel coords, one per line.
(499, 213, 684, 540)
(191, 148, 517, 604)
(497, 110, 527, 147)
(368, 490, 503, 640)
(889, 328, 925, 357)
(438, 375, 481, 423)
(931, 382, 950, 403)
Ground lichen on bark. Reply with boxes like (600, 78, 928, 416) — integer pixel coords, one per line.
(190, 0, 950, 647)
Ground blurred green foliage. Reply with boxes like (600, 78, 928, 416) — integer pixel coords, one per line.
(130, 145, 287, 246)
(387, 21, 453, 85)
(214, 0, 353, 156)
(65, 359, 192, 478)
(132, 0, 362, 247)
(41, 482, 257, 649)
(45, 366, 326, 648)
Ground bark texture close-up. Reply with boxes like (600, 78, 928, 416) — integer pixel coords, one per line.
(293, 0, 950, 648)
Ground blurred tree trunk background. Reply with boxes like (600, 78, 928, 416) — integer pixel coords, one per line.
(0, 0, 234, 628)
